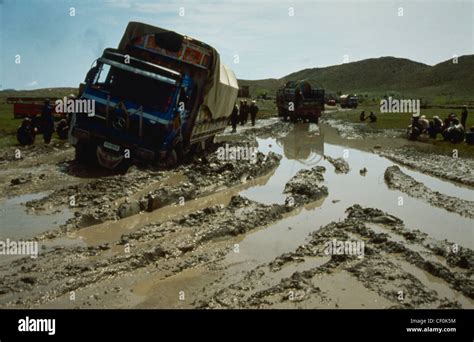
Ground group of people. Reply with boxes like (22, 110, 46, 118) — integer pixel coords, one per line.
(409, 106, 470, 143)
(16, 99, 70, 146)
(230, 99, 259, 132)
(360, 111, 377, 123)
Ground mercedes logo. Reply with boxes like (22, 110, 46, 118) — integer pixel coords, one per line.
(113, 117, 126, 130)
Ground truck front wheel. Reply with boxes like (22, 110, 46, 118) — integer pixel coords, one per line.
(75, 141, 97, 165)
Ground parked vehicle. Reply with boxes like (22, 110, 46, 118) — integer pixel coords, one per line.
(340, 94, 358, 109)
(7, 97, 65, 119)
(276, 81, 325, 123)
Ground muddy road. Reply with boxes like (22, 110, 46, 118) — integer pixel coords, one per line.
(0, 118, 472, 309)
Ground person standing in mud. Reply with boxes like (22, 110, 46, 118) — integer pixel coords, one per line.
(240, 100, 249, 125)
(249, 100, 259, 126)
(461, 106, 468, 129)
(41, 99, 54, 144)
(238, 100, 244, 125)
(230, 103, 239, 133)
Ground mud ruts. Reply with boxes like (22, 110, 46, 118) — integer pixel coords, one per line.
(384, 165, 474, 219)
(324, 155, 350, 174)
(380, 147, 474, 187)
(201, 205, 473, 309)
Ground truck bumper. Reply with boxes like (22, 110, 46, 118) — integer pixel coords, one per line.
(72, 127, 156, 162)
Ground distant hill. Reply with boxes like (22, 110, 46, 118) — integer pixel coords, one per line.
(239, 55, 474, 104)
(2, 56, 472, 105)
(0, 87, 78, 100)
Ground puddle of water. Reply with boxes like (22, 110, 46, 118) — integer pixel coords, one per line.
(240, 125, 324, 204)
(235, 123, 474, 269)
(0, 193, 74, 240)
(391, 259, 473, 307)
(312, 271, 393, 309)
(400, 166, 474, 201)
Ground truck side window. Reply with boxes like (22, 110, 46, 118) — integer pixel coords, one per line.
(95, 64, 111, 86)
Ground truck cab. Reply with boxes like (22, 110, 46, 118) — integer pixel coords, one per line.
(73, 48, 190, 168)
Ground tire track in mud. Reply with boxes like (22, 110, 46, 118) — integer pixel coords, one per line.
(0, 166, 329, 307)
(379, 147, 474, 187)
(26, 146, 282, 241)
(200, 205, 473, 309)
(384, 165, 474, 219)
(1, 119, 473, 309)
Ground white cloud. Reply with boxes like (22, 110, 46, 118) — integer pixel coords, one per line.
(27, 80, 38, 87)
(105, 0, 132, 9)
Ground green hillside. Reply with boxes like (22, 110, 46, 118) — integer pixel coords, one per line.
(240, 55, 474, 104)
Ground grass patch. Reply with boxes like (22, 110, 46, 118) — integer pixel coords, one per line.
(325, 104, 474, 158)
(326, 105, 474, 130)
(0, 88, 77, 149)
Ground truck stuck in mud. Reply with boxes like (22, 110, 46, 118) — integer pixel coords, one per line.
(71, 22, 238, 169)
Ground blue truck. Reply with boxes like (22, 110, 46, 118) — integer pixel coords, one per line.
(70, 22, 238, 169)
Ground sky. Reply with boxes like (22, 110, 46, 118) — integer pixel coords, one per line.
(0, 0, 473, 90)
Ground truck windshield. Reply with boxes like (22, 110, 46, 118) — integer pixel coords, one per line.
(93, 63, 177, 113)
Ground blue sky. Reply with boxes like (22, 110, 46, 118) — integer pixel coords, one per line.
(0, 0, 473, 89)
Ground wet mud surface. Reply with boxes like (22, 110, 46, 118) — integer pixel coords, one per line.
(385, 165, 474, 218)
(0, 118, 472, 309)
(380, 147, 474, 187)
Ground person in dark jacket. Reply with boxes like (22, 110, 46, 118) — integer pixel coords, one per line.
(443, 113, 456, 130)
(17, 117, 36, 145)
(433, 116, 443, 132)
(359, 111, 366, 121)
(41, 99, 54, 144)
(230, 103, 239, 132)
(240, 100, 249, 125)
(369, 111, 377, 123)
(461, 106, 468, 129)
(249, 100, 259, 126)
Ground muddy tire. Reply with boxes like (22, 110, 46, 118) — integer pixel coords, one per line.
(163, 149, 178, 168)
(175, 141, 184, 161)
(205, 136, 216, 151)
(75, 141, 97, 165)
